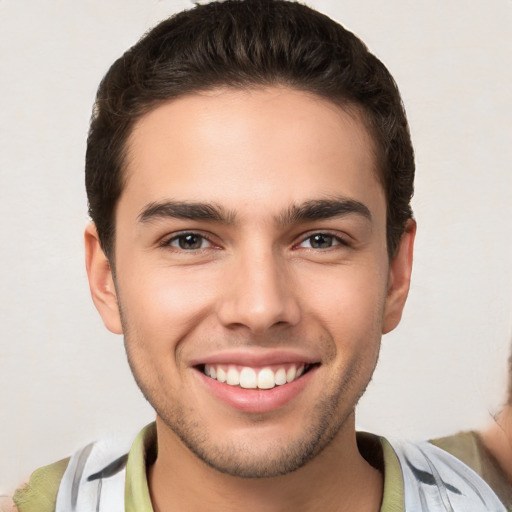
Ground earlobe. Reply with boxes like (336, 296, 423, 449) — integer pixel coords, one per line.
(382, 219, 416, 334)
(84, 223, 123, 334)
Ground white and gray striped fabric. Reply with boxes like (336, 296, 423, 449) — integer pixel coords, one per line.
(55, 434, 507, 511)
(390, 439, 507, 511)
(55, 435, 130, 512)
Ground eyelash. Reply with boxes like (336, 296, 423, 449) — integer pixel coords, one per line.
(295, 232, 351, 250)
(160, 231, 216, 251)
(160, 230, 350, 252)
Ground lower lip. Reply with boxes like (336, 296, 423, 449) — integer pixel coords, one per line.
(196, 366, 318, 414)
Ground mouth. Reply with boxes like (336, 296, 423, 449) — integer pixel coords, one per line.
(191, 353, 321, 413)
(199, 362, 316, 390)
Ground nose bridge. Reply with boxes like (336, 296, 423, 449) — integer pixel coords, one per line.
(217, 242, 300, 334)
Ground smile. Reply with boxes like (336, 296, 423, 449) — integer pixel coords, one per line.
(203, 363, 310, 390)
(194, 353, 320, 413)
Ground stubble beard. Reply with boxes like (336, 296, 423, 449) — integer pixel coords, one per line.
(123, 332, 379, 479)
(154, 379, 362, 479)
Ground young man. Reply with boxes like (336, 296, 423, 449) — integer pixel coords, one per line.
(12, 1, 506, 511)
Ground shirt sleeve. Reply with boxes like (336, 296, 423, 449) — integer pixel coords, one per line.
(13, 458, 69, 512)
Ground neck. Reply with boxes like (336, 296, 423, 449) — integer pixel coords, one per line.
(481, 404, 512, 483)
(148, 415, 383, 512)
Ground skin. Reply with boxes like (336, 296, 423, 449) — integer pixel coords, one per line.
(86, 87, 415, 512)
(0, 497, 14, 512)
(481, 404, 512, 483)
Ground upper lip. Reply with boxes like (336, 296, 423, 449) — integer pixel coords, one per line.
(189, 349, 321, 368)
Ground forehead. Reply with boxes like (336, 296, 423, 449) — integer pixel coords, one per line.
(121, 87, 384, 222)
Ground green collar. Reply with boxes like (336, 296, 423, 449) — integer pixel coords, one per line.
(125, 423, 156, 512)
(124, 423, 405, 512)
(379, 436, 406, 511)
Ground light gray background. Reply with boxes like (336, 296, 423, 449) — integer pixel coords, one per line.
(1, 0, 511, 495)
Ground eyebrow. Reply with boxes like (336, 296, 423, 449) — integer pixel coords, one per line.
(138, 197, 371, 225)
(138, 201, 236, 224)
(277, 198, 372, 225)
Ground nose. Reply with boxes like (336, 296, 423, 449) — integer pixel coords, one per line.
(216, 249, 301, 335)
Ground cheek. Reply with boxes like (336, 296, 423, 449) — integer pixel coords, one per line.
(117, 265, 219, 343)
(297, 262, 388, 337)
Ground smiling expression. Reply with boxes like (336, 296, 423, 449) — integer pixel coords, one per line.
(86, 87, 413, 478)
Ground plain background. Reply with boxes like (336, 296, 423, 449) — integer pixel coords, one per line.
(1, 0, 511, 495)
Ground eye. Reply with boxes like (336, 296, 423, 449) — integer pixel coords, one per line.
(298, 233, 344, 249)
(166, 233, 212, 250)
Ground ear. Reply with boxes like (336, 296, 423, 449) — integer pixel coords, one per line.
(382, 219, 416, 334)
(84, 223, 123, 334)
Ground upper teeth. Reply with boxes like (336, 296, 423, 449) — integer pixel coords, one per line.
(204, 364, 306, 389)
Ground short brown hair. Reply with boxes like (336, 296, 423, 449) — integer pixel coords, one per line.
(85, 0, 414, 261)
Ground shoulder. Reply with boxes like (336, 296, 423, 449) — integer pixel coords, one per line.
(432, 429, 512, 509)
(388, 437, 507, 511)
(430, 430, 483, 473)
(12, 458, 69, 512)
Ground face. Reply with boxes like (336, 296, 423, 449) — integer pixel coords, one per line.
(86, 87, 414, 478)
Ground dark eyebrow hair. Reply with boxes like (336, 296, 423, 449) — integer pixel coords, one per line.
(138, 201, 236, 224)
(138, 197, 371, 226)
(278, 198, 372, 225)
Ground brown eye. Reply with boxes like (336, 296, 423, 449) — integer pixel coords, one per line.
(168, 233, 211, 250)
(310, 234, 333, 248)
